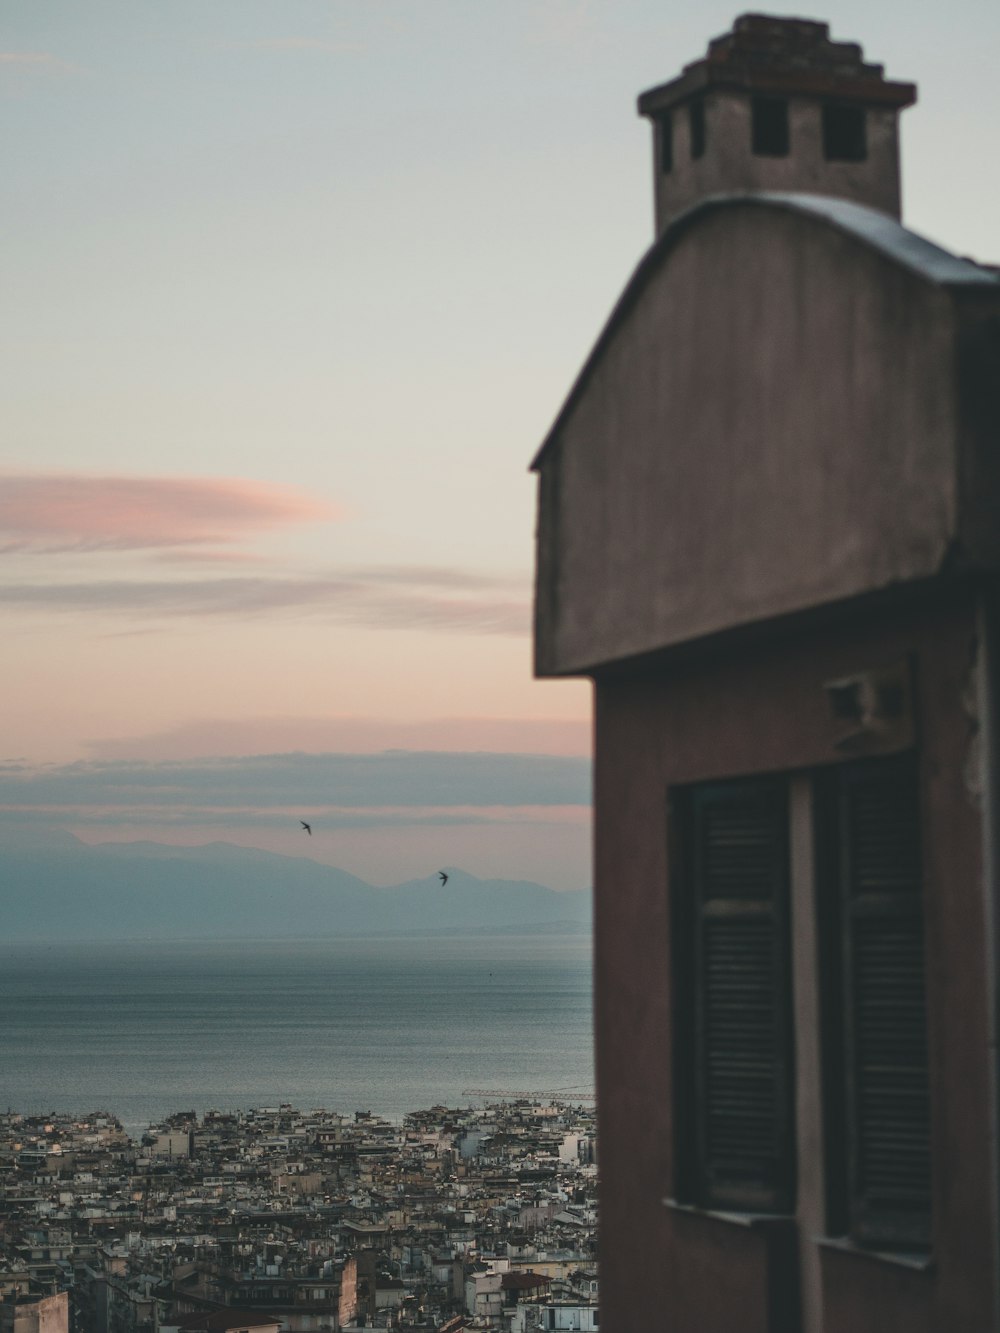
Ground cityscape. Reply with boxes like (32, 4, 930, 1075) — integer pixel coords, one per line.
(0, 1101, 597, 1333)
(6, 3, 1000, 1331)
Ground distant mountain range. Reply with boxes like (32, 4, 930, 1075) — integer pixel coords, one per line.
(0, 829, 591, 941)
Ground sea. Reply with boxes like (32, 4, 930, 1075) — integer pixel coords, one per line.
(0, 933, 594, 1136)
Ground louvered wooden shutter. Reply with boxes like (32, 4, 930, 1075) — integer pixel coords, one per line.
(689, 779, 794, 1212)
(839, 756, 931, 1248)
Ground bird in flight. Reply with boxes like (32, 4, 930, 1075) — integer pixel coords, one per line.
(438, 870, 448, 886)
(300, 821, 312, 836)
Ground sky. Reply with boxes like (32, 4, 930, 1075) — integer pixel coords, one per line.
(3, 1, 998, 890)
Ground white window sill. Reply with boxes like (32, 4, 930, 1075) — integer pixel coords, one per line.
(662, 1198, 794, 1229)
(816, 1234, 933, 1273)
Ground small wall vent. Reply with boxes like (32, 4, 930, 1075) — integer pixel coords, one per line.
(824, 660, 914, 754)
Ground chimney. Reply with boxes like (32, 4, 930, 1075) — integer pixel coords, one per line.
(637, 13, 916, 235)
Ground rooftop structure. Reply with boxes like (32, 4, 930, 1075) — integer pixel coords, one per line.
(638, 13, 916, 232)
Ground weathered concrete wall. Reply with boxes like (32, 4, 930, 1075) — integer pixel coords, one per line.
(590, 596, 993, 1332)
(1, 1294, 69, 1333)
(34, 1295, 68, 1333)
(533, 199, 1000, 678)
(651, 91, 902, 232)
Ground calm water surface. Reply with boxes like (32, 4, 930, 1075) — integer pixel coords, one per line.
(0, 935, 593, 1133)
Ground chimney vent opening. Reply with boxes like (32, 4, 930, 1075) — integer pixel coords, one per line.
(751, 95, 790, 157)
(822, 102, 867, 161)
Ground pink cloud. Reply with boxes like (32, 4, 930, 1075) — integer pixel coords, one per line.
(0, 569, 530, 633)
(0, 575, 352, 610)
(0, 473, 338, 554)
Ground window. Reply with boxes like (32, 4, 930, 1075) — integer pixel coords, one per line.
(751, 96, 790, 156)
(688, 98, 706, 160)
(657, 111, 674, 174)
(672, 777, 795, 1213)
(822, 102, 867, 161)
(816, 754, 932, 1249)
(672, 755, 930, 1245)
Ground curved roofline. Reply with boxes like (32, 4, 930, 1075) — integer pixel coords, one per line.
(530, 192, 998, 471)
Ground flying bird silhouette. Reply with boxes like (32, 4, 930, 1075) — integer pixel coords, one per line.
(300, 821, 312, 835)
(438, 871, 448, 886)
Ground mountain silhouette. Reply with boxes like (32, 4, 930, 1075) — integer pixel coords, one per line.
(0, 832, 591, 941)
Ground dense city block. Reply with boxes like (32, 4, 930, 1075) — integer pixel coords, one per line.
(0, 1103, 598, 1333)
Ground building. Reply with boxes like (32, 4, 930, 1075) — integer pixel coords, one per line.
(150, 1134, 191, 1162)
(532, 13, 1000, 1333)
(511, 1304, 597, 1333)
(162, 1313, 280, 1333)
(0, 1294, 69, 1333)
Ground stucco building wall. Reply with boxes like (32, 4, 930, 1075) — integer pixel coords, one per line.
(590, 596, 992, 1330)
(0, 1294, 69, 1333)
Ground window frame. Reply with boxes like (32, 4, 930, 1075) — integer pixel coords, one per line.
(814, 752, 933, 1252)
(670, 775, 796, 1214)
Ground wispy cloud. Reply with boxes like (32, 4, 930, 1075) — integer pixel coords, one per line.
(0, 576, 351, 613)
(0, 568, 529, 633)
(0, 51, 75, 68)
(0, 473, 337, 556)
(0, 51, 85, 82)
(353, 566, 517, 591)
(86, 715, 591, 762)
(1, 52, 56, 66)
(0, 751, 591, 820)
(0, 473, 527, 633)
(0, 804, 588, 835)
